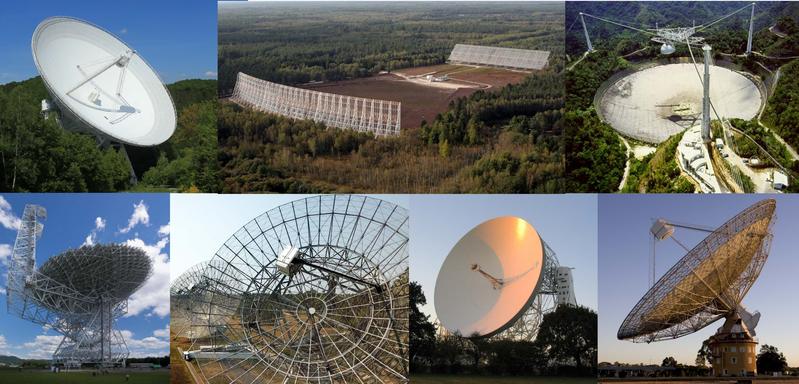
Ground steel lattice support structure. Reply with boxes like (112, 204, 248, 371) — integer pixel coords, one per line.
(448, 44, 550, 71)
(183, 195, 409, 384)
(492, 242, 562, 342)
(618, 199, 775, 343)
(231, 72, 401, 136)
(6, 204, 152, 367)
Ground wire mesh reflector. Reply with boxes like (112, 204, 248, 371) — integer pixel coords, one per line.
(618, 199, 775, 342)
(184, 195, 409, 383)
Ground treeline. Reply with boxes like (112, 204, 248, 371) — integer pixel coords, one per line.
(421, 73, 563, 145)
(0, 78, 219, 192)
(218, 2, 564, 91)
(410, 282, 597, 377)
(136, 79, 221, 192)
(0, 78, 132, 191)
(219, 71, 565, 193)
(126, 356, 170, 367)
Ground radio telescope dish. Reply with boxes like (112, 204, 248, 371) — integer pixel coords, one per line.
(32, 17, 176, 146)
(6, 204, 152, 367)
(181, 195, 409, 383)
(170, 260, 220, 340)
(434, 216, 569, 340)
(618, 199, 775, 343)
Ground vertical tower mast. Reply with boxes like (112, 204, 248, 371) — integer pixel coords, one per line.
(746, 3, 755, 56)
(702, 44, 712, 143)
(580, 13, 594, 52)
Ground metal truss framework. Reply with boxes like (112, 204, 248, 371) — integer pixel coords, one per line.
(448, 44, 550, 71)
(183, 195, 409, 384)
(231, 73, 401, 136)
(6, 204, 152, 367)
(492, 242, 561, 342)
(171, 260, 226, 340)
(618, 199, 775, 343)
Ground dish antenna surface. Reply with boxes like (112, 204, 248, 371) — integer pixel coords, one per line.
(434, 216, 573, 341)
(32, 17, 175, 147)
(617, 199, 776, 375)
(180, 195, 409, 383)
(6, 204, 152, 367)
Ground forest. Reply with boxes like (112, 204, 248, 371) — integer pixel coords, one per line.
(218, 2, 565, 193)
(0, 78, 219, 192)
(218, 2, 565, 92)
(564, 1, 799, 192)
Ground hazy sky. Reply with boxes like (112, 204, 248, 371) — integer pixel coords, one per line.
(0, 194, 170, 359)
(410, 194, 598, 325)
(599, 194, 799, 367)
(0, 0, 217, 84)
(170, 194, 410, 281)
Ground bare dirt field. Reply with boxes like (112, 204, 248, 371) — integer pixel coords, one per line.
(302, 65, 529, 130)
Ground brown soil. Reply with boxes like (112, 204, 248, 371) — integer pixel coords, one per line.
(302, 65, 529, 130)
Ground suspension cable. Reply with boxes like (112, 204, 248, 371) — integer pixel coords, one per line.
(696, 3, 753, 32)
(566, 15, 580, 34)
(581, 12, 657, 36)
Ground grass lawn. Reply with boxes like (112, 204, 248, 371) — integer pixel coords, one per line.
(411, 374, 596, 383)
(0, 369, 169, 384)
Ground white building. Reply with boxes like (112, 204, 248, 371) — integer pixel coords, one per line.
(556, 266, 577, 306)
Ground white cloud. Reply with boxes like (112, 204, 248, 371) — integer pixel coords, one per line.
(0, 196, 20, 230)
(82, 216, 107, 246)
(21, 335, 62, 359)
(0, 243, 12, 265)
(158, 223, 170, 237)
(120, 28, 128, 35)
(125, 237, 170, 317)
(120, 330, 169, 358)
(153, 326, 170, 339)
(95, 217, 106, 231)
(204, 71, 218, 77)
(120, 201, 149, 234)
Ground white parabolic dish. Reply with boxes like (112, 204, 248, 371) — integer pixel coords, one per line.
(434, 216, 545, 337)
(32, 17, 175, 146)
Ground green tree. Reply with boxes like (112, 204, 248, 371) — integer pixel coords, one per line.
(662, 356, 678, 368)
(409, 282, 436, 372)
(757, 344, 787, 375)
(535, 305, 598, 369)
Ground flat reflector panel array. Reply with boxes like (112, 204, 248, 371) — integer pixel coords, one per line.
(448, 44, 549, 70)
(231, 72, 401, 136)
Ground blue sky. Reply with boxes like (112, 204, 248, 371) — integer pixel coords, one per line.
(410, 194, 599, 324)
(599, 194, 799, 367)
(0, 0, 217, 84)
(0, 194, 170, 359)
(171, 194, 410, 281)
